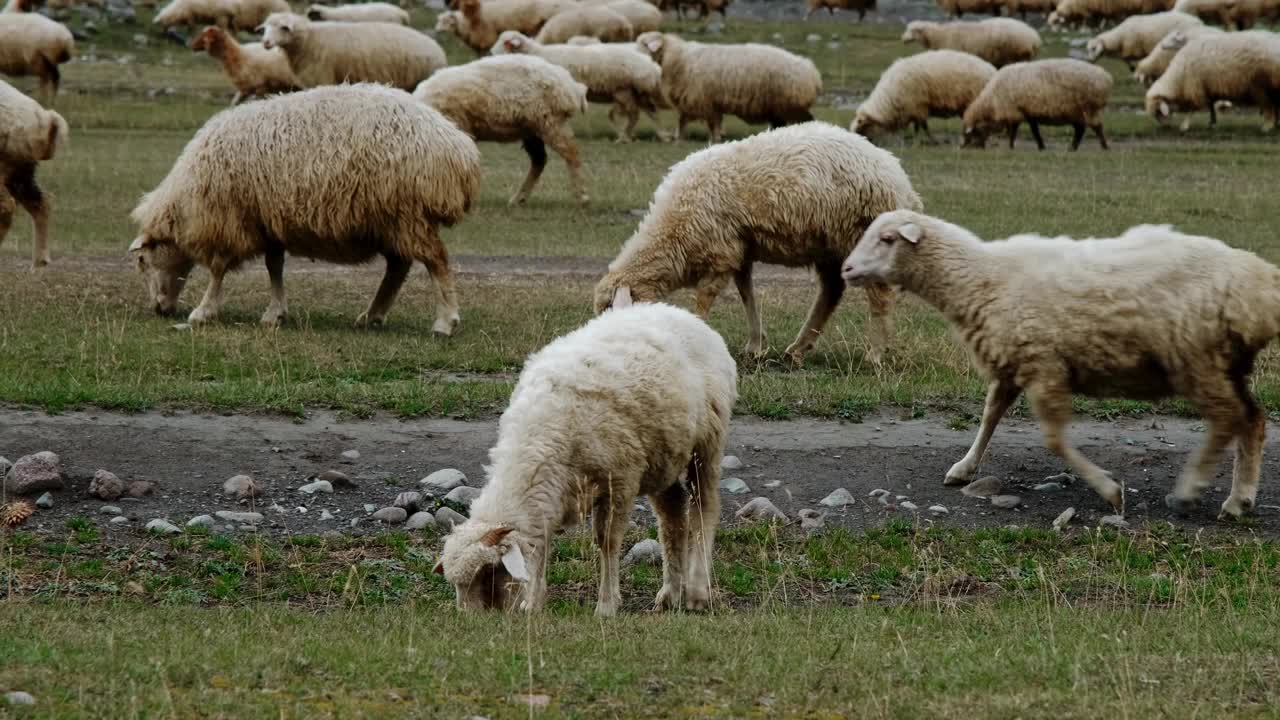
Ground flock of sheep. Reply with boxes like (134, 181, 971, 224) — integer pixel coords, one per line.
(1, 0, 1279, 614)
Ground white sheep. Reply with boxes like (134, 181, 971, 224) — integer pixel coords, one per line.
(851, 50, 996, 141)
(0, 12, 74, 103)
(153, 0, 235, 29)
(190, 25, 299, 105)
(305, 2, 410, 23)
(434, 298, 737, 616)
(230, 0, 288, 30)
(1085, 10, 1203, 67)
(1145, 30, 1280, 130)
(128, 84, 481, 334)
(414, 54, 589, 205)
(1048, 0, 1175, 27)
(261, 12, 446, 91)
(441, 0, 568, 55)
(805, 0, 877, 21)
(1133, 25, 1221, 84)
(842, 210, 1280, 520)
(535, 3, 633, 44)
(963, 58, 1113, 150)
(0, 79, 67, 268)
(935, 0, 1002, 16)
(589, 0, 661, 32)
(492, 31, 666, 142)
(1002, 0, 1058, 20)
(635, 32, 821, 143)
(901, 19, 1041, 68)
(593, 122, 922, 366)
(1173, 0, 1240, 26)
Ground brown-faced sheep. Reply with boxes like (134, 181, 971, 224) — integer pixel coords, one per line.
(262, 12, 446, 91)
(535, 4, 633, 44)
(852, 50, 996, 141)
(902, 19, 1040, 68)
(190, 25, 299, 105)
(306, 2, 410, 23)
(963, 59, 1113, 150)
(0, 79, 67, 268)
(1085, 10, 1203, 67)
(1145, 30, 1280, 130)
(805, 0, 876, 21)
(0, 12, 74, 103)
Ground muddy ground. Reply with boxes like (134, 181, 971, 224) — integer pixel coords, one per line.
(3, 409, 1278, 537)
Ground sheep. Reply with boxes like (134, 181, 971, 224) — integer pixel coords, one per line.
(434, 299, 737, 616)
(261, 12, 446, 91)
(1173, 0, 1240, 26)
(566, 34, 602, 43)
(442, 0, 568, 55)
(1, 0, 34, 12)
(305, 2, 410, 23)
(230, 0, 288, 30)
(901, 19, 1041, 68)
(592, 122, 922, 367)
(658, 0, 725, 18)
(805, 0, 877, 22)
(190, 25, 299, 105)
(153, 0, 235, 29)
(1133, 25, 1221, 84)
(1085, 10, 1203, 67)
(635, 32, 821, 143)
(0, 79, 67, 268)
(1001, 0, 1058, 21)
(1236, 0, 1280, 27)
(842, 210, 1280, 520)
(127, 84, 481, 334)
(852, 50, 996, 142)
(414, 54, 589, 205)
(535, 4, 633, 44)
(935, 0, 1002, 17)
(963, 59, 1112, 150)
(587, 0, 661, 32)
(0, 12, 74, 103)
(1048, 0, 1175, 27)
(1145, 30, 1280, 131)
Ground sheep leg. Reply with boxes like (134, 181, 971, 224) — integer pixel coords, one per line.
(945, 379, 1021, 486)
(1170, 379, 1250, 515)
(510, 136, 548, 206)
(707, 113, 724, 144)
(592, 485, 630, 617)
(1208, 100, 1218, 128)
(1007, 122, 1019, 149)
(230, 91, 244, 106)
(784, 262, 844, 367)
(735, 265, 765, 359)
(544, 127, 589, 206)
(1027, 382, 1124, 511)
(1222, 400, 1265, 520)
(7, 164, 51, 268)
(1091, 123, 1108, 150)
(260, 247, 287, 327)
(0, 191, 14, 250)
(416, 227, 461, 337)
(355, 254, 412, 328)
(188, 264, 228, 325)
(684, 447, 721, 612)
(611, 91, 639, 143)
(1028, 120, 1046, 151)
(693, 272, 731, 317)
(863, 281, 894, 366)
(676, 114, 691, 142)
(651, 482, 690, 611)
(36, 57, 60, 105)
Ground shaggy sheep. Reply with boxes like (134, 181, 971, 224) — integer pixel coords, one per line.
(1133, 25, 1221, 84)
(593, 122, 922, 366)
(1085, 10, 1203, 67)
(190, 25, 299, 105)
(590, 0, 661, 32)
(1145, 30, 1280, 130)
(852, 50, 996, 141)
(0, 12, 74, 103)
(935, 0, 1002, 17)
(442, 0, 568, 55)
(1048, 0, 1175, 27)
(492, 31, 666, 142)
(128, 84, 481, 334)
(153, 0, 235, 29)
(635, 32, 821, 142)
(0, 79, 67, 268)
(1173, 0, 1240, 26)
(842, 210, 1280, 520)
(805, 0, 876, 21)
(230, 0, 288, 30)
(414, 54, 589, 205)
(305, 2, 410, 23)
(535, 4, 633, 44)
(963, 58, 1113, 150)
(434, 299, 737, 616)
(261, 12, 446, 91)
(901, 19, 1041, 68)
(1001, 0, 1058, 20)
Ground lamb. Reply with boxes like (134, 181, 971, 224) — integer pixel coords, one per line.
(805, 0, 877, 21)
(635, 32, 821, 143)
(1146, 30, 1280, 131)
(230, 0, 288, 30)
(842, 210, 1280, 520)
(128, 84, 481, 334)
(434, 298, 737, 616)
(261, 12, 446, 91)
(491, 31, 666, 142)
(153, 0, 235, 29)
(535, 4, 633, 44)
(1085, 10, 1203, 67)
(593, 122, 922, 367)
(441, 0, 568, 55)
(0, 12, 74, 103)
(935, 0, 1002, 17)
(852, 50, 996, 141)
(414, 55, 589, 205)
(305, 2, 410, 23)
(0, 79, 67, 268)
(190, 25, 299, 105)
(901, 19, 1041, 68)
(962, 58, 1112, 150)
(1048, 0, 1175, 27)
(1133, 25, 1221, 84)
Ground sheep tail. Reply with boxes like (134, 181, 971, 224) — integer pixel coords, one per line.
(35, 109, 68, 161)
(575, 82, 588, 114)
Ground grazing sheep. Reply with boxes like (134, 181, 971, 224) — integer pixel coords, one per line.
(842, 210, 1280, 520)
(1173, 0, 1240, 26)
(1048, 0, 1174, 27)
(593, 122, 922, 366)
(852, 50, 997, 141)
(1133, 25, 1221, 84)
(0, 12, 74, 103)
(1085, 10, 1203, 67)
(434, 299, 737, 616)
(902, 19, 1041, 68)
(230, 0, 289, 30)
(805, 0, 877, 21)
(261, 12, 446, 91)
(1145, 30, 1280, 130)
(935, 0, 1002, 17)
(635, 32, 821, 142)
(190, 25, 299, 105)
(153, 0, 235, 29)
(0, 79, 67, 268)
(589, 0, 661, 32)
(442, 0, 568, 55)
(1002, 0, 1058, 20)
(305, 2, 410, 23)
(963, 59, 1113, 150)
(414, 55, 589, 205)
(535, 3, 633, 43)
(128, 84, 481, 333)
(492, 31, 666, 142)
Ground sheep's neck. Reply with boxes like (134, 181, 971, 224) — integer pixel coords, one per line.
(903, 240, 1004, 327)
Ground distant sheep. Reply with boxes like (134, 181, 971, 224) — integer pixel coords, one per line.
(1145, 30, 1280, 130)
(129, 84, 481, 333)
(963, 58, 1112, 150)
(594, 122, 923, 367)
(434, 300, 737, 616)
(842, 210, 1280, 520)
(0, 79, 67, 268)
(535, 4, 633, 44)
(852, 50, 996, 141)
(305, 2, 410, 23)
(1173, 0, 1240, 26)
(591, 0, 661, 32)
(805, 0, 876, 21)
(230, 0, 288, 31)
(262, 12, 446, 91)
(1048, 0, 1175, 27)
(1002, 0, 1058, 20)
(902, 19, 1040, 68)
(1133, 25, 1220, 84)
(190, 25, 299, 105)
(1085, 11, 1203, 67)
(442, 0, 568, 55)
(935, 0, 1002, 17)
(0, 12, 74, 103)
(153, 0, 235, 29)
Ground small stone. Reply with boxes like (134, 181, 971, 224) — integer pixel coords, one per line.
(319, 470, 355, 488)
(406, 511, 436, 530)
(5, 691, 35, 706)
(363, 503, 377, 513)
(734, 497, 786, 523)
(806, 32, 820, 43)
(962, 476, 1002, 498)
(89, 469, 125, 501)
(899, 501, 918, 511)
(1100, 514, 1130, 529)
(623, 538, 662, 565)
(798, 508, 825, 532)
(214, 511, 263, 524)
(99, 505, 122, 515)
(763, 480, 782, 489)
(421, 468, 467, 493)
(222, 474, 259, 500)
(1044, 472, 1074, 484)
(928, 505, 949, 515)
(394, 491, 423, 512)
(186, 514, 215, 528)
(35, 492, 53, 509)
(110, 516, 129, 525)
(720, 477, 749, 494)
(341, 449, 361, 461)
(373, 507, 407, 524)
(5, 451, 64, 495)
(298, 480, 333, 495)
(820, 488, 856, 507)
(720, 455, 744, 471)
(145, 518, 181, 535)
(1052, 507, 1076, 531)
(296, 506, 307, 514)
(868, 488, 889, 498)
(1034, 482, 1065, 492)
(434, 507, 467, 529)
(445, 485, 481, 508)
(990, 495, 1022, 510)
(127, 481, 155, 498)
(320, 510, 334, 521)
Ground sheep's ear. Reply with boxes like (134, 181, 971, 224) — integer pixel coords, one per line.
(128, 235, 153, 253)
(612, 286, 633, 309)
(1158, 100, 1170, 117)
(432, 559, 445, 575)
(501, 542, 530, 583)
(889, 223, 923, 244)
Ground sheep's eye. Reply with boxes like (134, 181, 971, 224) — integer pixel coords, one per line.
(880, 233, 896, 244)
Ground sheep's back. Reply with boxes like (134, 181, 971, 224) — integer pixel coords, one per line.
(985, 59, 1112, 120)
(297, 22, 446, 89)
(665, 41, 820, 121)
(414, 55, 583, 140)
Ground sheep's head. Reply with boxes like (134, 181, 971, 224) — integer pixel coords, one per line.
(960, 122, 990, 148)
(1160, 30, 1190, 51)
(261, 13, 300, 50)
(1084, 37, 1104, 62)
(189, 26, 221, 52)
(1046, 10, 1065, 27)
(1145, 92, 1173, 124)
(593, 280, 651, 314)
(129, 234, 195, 317)
(635, 32, 666, 62)
(900, 22, 923, 43)
(850, 109, 881, 138)
(434, 10, 460, 33)
(492, 30, 529, 54)
(842, 210, 925, 288)
(434, 524, 530, 611)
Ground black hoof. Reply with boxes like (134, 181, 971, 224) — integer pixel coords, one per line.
(1164, 493, 1198, 515)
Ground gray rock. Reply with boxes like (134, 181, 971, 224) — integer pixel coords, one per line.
(4, 451, 64, 495)
(1052, 507, 1075, 531)
(88, 469, 125, 501)
(720, 477, 750, 494)
(222, 474, 259, 500)
(214, 511, 263, 524)
(962, 476, 1002, 498)
(421, 468, 467, 493)
(319, 470, 355, 488)
(734, 497, 786, 523)
(763, 480, 782, 489)
(298, 480, 333, 495)
(623, 538, 662, 565)
(110, 516, 129, 525)
(320, 510, 334, 521)
(127, 481, 155, 498)
(406, 511, 436, 530)
(990, 495, 1022, 510)
(1099, 514, 1130, 529)
(363, 503, 377, 513)
(445, 485, 481, 508)
(372, 506, 407, 524)
(1044, 472, 1074, 484)
(99, 505, 122, 515)
(1034, 482, 1065, 492)
(145, 518, 181, 535)
(899, 501, 919, 512)
(868, 488, 890, 498)
(434, 507, 467, 529)
(35, 492, 54, 509)
(798, 508, 825, 532)
(820, 488, 856, 507)
(394, 491, 423, 512)
(5, 691, 35, 706)
(341, 449, 361, 461)
(186, 514, 214, 528)
(720, 455, 744, 471)
(928, 505, 949, 515)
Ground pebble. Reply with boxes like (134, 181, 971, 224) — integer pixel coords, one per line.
(928, 505, 949, 515)
(1100, 514, 1130, 529)
(4, 691, 35, 706)
(406, 511, 436, 530)
(868, 488, 889, 498)
(720, 455, 744, 471)
(805, 33, 820, 43)
(623, 538, 662, 565)
(1052, 507, 1076, 531)
(394, 491, 423, 513)
(320, 510, 334, 521)
(373, 507, 407, 524)
(363, 504, 377, 513)
(99, 505, 122, 515)
(990, 495, 1022, 510)
(186, 514, 215, 529)
(110, 516, 129, 525)
(899, 501, 918, 511)
(1034, 482, 1065, 492)
(298, 480, 333, 495)
(445, 485, 481, 507)
(820, 488, 856, 507)
(341, 449, 361, 461)
(421, 468, 467, 493)
(734, 497, 786, 523)
(88, 469, 125, 501)
(434, 507, 467, 529)
(127, 481, 155, 498)
(798, 508, 825, 532)
(214, 510, 262, 524)
(35, 492, 53, 509)
(319, 470, 355, 488)
(222, 475, 260, 500)
(720, 477, 750, 494)
(962, 476, 1002, 498)
(4, 451, 64, 495)
(145, 518, 181, 535)
(296, 507, 307, 514)
(763, 480, 782, 489)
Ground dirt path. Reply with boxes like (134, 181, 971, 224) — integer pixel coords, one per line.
(3, 409, 1277, 537)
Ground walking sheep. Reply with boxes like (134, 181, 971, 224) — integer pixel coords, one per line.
(593, 122, 922, 366)
(440, 0, 568, 55)
(230, 0, 288, 31)
(128, 84, 481, 334)
(842, 211, 1280, 520)
(1085, 10, 1203, 67)
(1145, 30, 1280, 131)
(963, 59, 1113, 150)
(434, 299, 737, 616)
(901, 19, 1041, 68)
(153, 0, 235, 29)
(535, 3, 633, 43)
(1134, 26, 1220, 85)
(261, 12, 446, 91)
(0, 79, 67, 268)
(805, 0, 877, 21)
(852, 50, 996, 141)
(0, 12, 74, 103)
(1048, 0, 1174, 27)
(190, 25, 299, 105)
(305, 2, 410, 23)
